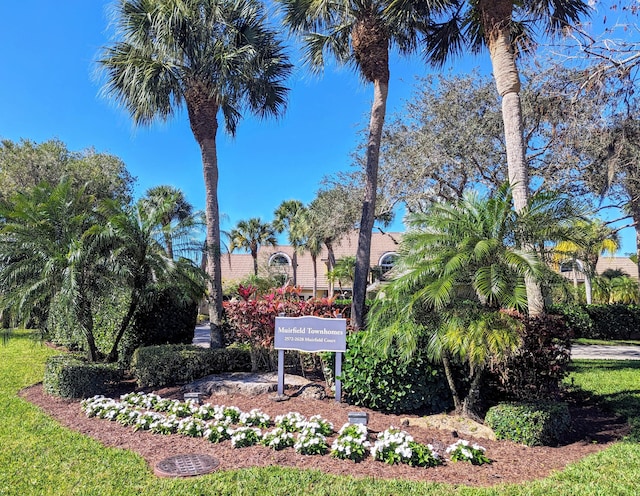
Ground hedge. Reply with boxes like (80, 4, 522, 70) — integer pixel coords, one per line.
(43, 355, 123, 399)
(485, 401, 571, 446)
(130, 344, 251, 388)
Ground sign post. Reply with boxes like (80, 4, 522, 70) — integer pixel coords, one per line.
(274, 315, 347, 402)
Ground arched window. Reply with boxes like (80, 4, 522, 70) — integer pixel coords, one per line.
(378, 252, 398, 276)
(268, 252, 291, 267)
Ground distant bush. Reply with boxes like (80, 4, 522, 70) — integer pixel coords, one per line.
(485, 401, 571, 446)
(130, 344, 251, 388)
(551, 304, 640, 340)
(43, 355, 122, 399)
(340, 331, 451, 414)
(489, 312, 572, 401)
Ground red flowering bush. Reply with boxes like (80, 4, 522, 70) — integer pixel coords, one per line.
(223, 285, 351, 371)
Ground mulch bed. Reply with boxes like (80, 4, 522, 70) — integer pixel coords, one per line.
(19, 382, 629, 488)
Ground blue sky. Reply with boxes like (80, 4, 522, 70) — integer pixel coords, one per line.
(0, 1, 636, 255)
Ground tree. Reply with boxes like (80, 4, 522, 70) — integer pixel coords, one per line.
(412, 0, 591, 315)
(0, 138, 133, 204)
(277, 0, 428, 329)
(367, 184, 578, 417)
(95, 197, 206, 362)
(554, 219, 620, 304)
(99, 0, 292, 347)
(377, 65, 607, 212)
(327, 256, 356, 293)
(291, 207, 324, 297)
(273, 200, 307, 285)
(142, 186, 195, 259)
(229, 218, 278, 276)
(0, 181, 103, 360)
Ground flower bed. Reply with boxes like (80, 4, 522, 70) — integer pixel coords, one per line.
(81, 393, 490, 467)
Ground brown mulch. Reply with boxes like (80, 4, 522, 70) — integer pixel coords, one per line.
(19, 382, 629, 488)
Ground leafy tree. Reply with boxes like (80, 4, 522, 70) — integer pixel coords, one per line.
(229, 218, 278, 276)
(277, 0, 431, 329)
(291, 207, 324, 297)
(273, 200, 307, 286)
(99, 0, 292, 347)
(405, 0, 590, 315)
(0, 138, 133, 204)
(0, 181, 103, 360)
(367, 184, 577, 417)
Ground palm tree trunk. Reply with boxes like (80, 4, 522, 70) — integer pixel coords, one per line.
(292, 252, 298, 286)
(76, 295, 98, 362)
(481, 0, 544, 316)
(107, 290, 141, 363)
(462, 367, 485, 421)
(352, 77, 389, 330)
(312, 253, 318, 298)
(185, 89, 224, 348)
(442, 354, 462, 412)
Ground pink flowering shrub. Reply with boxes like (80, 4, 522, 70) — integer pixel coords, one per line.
(223, 285, 351, 370)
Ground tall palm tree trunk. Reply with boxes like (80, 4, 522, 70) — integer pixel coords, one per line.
(186, 88, 224, 348)
(481, 0, 544, 316)
(292, 252, 298, 286)
(353, 77, 389, 329)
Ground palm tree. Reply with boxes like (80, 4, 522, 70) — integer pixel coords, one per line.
(367, 185, 567, 417)
(327, 256, 356, 293)
(142, 186, 194, 259)
(94, 198, 206, 363)
(554, 219, 619, 304)
(99, 0, 292, 347)
(273, 200, 307, 286)
(404, 0, 591, 315)
(229, 218, 278, 276)
(0, 180, 103, 361)
(291, 208, 324, 297)
(277, 0, 429, 329)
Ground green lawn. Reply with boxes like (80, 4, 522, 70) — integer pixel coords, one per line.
(2, 332, 640, 495)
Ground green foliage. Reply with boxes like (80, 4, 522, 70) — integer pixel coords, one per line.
(485, 401, 571, 447)
(130, 344, 251, 387)
(340, 331, 450, 414)
(43, 355, 122, 399)
(489, 312, 573, 401)
(118, 286, 198, 366)
(551, 303, 640, 340)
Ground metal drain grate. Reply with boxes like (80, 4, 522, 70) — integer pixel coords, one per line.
(154, 453, 219, 478)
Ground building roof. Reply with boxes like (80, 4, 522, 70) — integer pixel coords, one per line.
(220, 230, 402, 293)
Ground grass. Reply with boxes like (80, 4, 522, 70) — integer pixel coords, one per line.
(2, 332, 640, 495)
(573, 338, 640, 346)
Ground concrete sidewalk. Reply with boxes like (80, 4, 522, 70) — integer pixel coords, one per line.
(571, 344, 640, 360)
(192, 324, 211, 348)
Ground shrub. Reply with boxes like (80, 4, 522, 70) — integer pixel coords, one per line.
(130, 344, 251, 387)
(485, 401, 571, 446)
(550, 303, 640, 340)
(118, 286, 198, 366)
(43, 355, 122, 398)
(340, 331, 450, 414)
(489, 312, 572, 401)
(585, 304, 640, 340)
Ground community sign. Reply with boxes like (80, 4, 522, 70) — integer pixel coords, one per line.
(274, 315, 346, 353)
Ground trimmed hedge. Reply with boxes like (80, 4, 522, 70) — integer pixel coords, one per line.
(485, 401, 571, 446)
(130, 344, 251, 387)
(340, 331, 451, 414)
(550, 303, 640, 340)
(43, 355, 123, 399)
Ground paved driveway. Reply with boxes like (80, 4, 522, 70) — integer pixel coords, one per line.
(571, 344, 640, 360)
